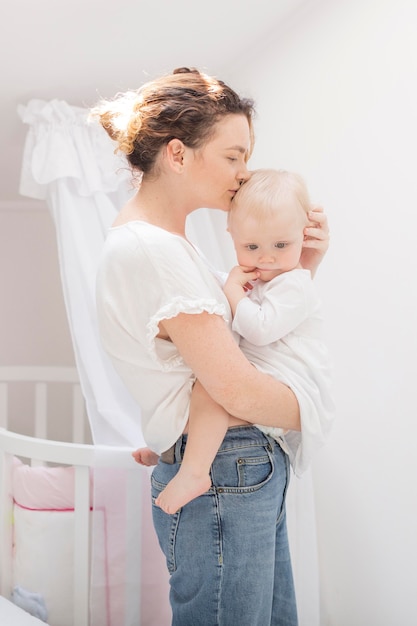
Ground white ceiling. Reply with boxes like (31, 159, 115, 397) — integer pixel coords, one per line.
(1, 0, 308, 203)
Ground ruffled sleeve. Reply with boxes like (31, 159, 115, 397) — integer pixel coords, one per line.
(97, 221, 232, 373)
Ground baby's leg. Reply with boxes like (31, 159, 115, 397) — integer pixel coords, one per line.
(155, 380, 229, 514)
(132, 447, 160, 466)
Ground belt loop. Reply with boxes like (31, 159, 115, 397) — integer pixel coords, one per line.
(160, 435, 185, 464)
(174, 436, 184, 464)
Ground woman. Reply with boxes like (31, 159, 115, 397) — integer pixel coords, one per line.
(93, 67, 329, 626)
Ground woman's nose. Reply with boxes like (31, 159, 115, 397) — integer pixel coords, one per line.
(238, 165, 250, 185)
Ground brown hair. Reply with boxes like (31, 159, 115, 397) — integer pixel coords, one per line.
(91, 67, 255, 175)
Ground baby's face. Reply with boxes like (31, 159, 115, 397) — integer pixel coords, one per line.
(230, 199, 306, 282)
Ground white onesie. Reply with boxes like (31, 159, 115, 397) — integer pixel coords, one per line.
(231, 269, 335, 476)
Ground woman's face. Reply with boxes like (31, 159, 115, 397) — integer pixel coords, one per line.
(188, 114, 251, 212)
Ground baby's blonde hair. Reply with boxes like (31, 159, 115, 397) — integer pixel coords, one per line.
(228, 168, 311, 229)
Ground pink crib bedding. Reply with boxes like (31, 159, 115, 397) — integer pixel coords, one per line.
(13, 457, 89, 510)
(10, 458, 171, 626)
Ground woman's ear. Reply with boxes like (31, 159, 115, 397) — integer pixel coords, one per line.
(166, 138, 185, 172)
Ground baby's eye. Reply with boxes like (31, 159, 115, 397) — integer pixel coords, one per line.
(275, 242, 286, 249)
(246, 244, 258, 250)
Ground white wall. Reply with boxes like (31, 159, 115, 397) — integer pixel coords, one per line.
(0, 203, 76, 437)
(230, 0, 417, 624)
(0, 203, 75, 367)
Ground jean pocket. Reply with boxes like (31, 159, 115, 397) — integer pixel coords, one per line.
(212, 443, 274, 493)
(151, 470, 181, 573)
(236, 452, 273, 489)
(151, 459, 179, 492)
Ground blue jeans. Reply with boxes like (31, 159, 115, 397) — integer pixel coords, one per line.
(151, 426, 298, 626)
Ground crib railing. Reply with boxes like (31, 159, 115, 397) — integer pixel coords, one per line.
(0, 366, 86, 447)
(0, 366, 136, 626)
(0, 428, 136, 626)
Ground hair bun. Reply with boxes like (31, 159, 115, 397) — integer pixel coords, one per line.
(91, 90, 142, 156)
(173, 67, 198, 75)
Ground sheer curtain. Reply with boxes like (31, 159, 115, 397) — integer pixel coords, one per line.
(19, 99, 319, 626)
(18, 99, 170, 626)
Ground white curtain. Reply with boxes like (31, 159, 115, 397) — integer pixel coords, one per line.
(19, 99, 319, 626)
(18, 99, 171, 626)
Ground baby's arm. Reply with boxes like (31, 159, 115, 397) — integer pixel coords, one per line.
(155, 379, 230, 514)
(227, 269, 311, 346)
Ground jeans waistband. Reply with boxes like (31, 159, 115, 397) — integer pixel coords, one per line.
(160, 426, 273, 465)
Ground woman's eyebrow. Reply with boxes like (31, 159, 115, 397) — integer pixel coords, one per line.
(227, 145, 247, 153)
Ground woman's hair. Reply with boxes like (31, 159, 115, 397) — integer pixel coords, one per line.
(91, 67, 255, 175)
(228, 168, 312, 228)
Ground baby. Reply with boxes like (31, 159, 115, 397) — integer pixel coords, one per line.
(134, 169, 334, 513)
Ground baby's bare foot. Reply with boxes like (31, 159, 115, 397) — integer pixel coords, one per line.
(155, 469, 212, 514)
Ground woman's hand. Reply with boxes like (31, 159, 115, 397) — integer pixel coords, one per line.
(301, 206, 330, 277)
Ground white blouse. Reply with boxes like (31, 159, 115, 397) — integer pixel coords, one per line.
(96, 221, 233, 454)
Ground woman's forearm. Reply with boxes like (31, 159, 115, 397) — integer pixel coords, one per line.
(223, 373, 300, 431)
(162, 311, 301, 432)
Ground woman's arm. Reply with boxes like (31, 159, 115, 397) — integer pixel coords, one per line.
(161, 312, 301, 432)
(300, 207, 330, 277)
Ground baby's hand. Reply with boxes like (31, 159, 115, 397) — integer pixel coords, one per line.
(227, 265, 259, 289)
(223, 265, 260, 314)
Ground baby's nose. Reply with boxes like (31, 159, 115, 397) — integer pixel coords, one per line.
(259, 253, 275, 263)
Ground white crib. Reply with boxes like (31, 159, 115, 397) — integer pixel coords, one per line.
(0, 366, 138, 626)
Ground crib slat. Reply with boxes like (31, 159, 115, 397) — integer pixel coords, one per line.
(34, 383, 47, 440)
(72, 383, 85, 443)
(0, 383, 7, 429)
(0, 450, 14, 597)
(32, 383, 48, 470)
(73, 465, 90, 626)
